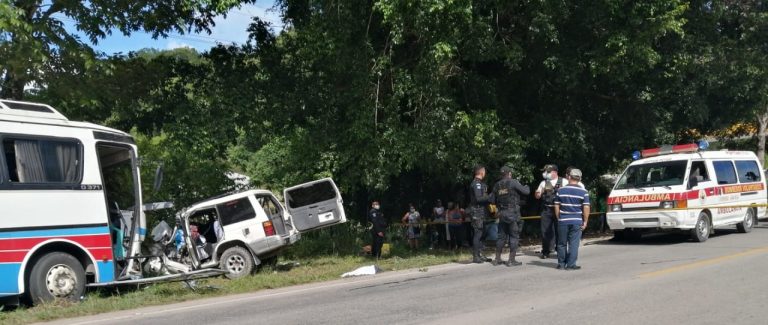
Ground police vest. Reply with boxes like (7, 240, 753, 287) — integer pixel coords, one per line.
(541, 178, 564, 206)
(495, 180, 518, 209)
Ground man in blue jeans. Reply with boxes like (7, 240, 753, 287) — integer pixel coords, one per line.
(554, 168, 590, 270)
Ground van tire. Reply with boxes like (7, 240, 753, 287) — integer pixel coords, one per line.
(27, 252, 86, 305)
(220, 246, 254, 279)
(691, 213, 710, 242)
(736, 208, 755, 233)
(611, 230, 625, 241)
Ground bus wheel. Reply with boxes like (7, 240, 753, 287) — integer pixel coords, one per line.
(737, 208, 755, 233)
(691, 213, 710, 242)
(28, 252, 86, 304)
(220, 246, 254, 279)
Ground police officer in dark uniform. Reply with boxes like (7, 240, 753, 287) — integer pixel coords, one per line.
(368, 201, 387, 259)
(492, 166, 530, 267)
(535, 164, 565, 259)
(469, 165, 492, 263)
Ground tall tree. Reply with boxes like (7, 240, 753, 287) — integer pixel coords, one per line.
(0, 0, 254, 99)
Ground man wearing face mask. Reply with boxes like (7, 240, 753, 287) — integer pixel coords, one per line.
(535, 164, 564, 259)
(469, 165, 493, 263)
(368, 201, 387, 259)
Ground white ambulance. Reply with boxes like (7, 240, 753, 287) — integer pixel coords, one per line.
(606, 142, 768, 242)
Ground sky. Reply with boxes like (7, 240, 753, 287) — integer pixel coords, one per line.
(63, 2, 282, 55)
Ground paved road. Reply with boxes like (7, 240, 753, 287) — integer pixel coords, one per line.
(50, 225, 768, 325)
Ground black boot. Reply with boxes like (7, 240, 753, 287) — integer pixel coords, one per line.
(506, 250, 522, 267)
(492, 249, 502, 266)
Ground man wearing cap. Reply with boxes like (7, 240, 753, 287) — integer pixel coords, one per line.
(535, 164, 565, 259)
(368, 201, 387, 259)
(469, 165, 492, 263)
(554, 169, 590, 270)
(492, 166, 530, 267)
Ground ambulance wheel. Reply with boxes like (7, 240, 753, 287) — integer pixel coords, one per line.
(691, 213, 710, 242)
(736, 208, 755, 233)
(220, 246, 254, 279)
(27, 252, 86, 305)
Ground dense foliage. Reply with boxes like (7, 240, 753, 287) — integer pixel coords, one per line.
(4, 0, 768, 220)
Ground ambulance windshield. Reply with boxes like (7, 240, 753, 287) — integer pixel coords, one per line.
(615, 160, 688, 190)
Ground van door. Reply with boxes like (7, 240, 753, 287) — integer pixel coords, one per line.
(283, 178, 346, 232)
(711, 160, 743, 224)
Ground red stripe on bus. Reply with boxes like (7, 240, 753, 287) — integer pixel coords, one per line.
(0, 234, 111, 251)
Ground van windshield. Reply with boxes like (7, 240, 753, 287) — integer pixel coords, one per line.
(615, 160, 688, 190)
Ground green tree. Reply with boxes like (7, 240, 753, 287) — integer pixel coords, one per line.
(0, 0, 254, 99)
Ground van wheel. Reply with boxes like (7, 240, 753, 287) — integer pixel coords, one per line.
(737, 208, 755, 233)
(691, 213, 710, 242)
(611, 230, 625, 241)
(27, 252, 86, 305)
(220, 246, 254, 279)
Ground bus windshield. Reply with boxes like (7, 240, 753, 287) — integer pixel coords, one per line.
(615, 160, 688, 190)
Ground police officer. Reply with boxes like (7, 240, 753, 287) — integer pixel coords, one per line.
(368, 201, 387, 259)
(492, 166, 530, 267)
(469, 165, 492, 263)
(535, 164, 565, 259)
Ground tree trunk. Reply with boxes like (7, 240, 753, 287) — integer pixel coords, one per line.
(757, 110, 768, 167)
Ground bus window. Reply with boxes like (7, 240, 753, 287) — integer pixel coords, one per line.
(2, 138, 81, 184)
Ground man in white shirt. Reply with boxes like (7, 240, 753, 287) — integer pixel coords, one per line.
(535, 164, 565, 259)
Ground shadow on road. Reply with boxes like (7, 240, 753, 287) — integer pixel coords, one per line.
(588, 226, 766, 247)
(527, 260, 559, 269)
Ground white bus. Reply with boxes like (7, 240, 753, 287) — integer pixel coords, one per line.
(0, 99, 152, 305)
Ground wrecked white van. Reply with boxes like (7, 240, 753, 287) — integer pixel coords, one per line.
(161, 178, 347, 279)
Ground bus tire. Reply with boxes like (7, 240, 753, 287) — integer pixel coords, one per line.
(220, 246, 254, 279)
(736, 208, 755, 233)
(691, 213, 710, 242)
(27, 252, 86, 304)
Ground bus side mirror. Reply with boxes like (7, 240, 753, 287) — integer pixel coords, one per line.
(688, 176, 701, 189)
(153, 164, 164, 193)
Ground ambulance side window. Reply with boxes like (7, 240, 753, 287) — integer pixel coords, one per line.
(735, 160, 761, 183)
(713, 161, 738, 185)
(689, 161, 709, 182)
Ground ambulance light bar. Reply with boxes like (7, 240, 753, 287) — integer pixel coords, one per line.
(631, 140, 709, 160)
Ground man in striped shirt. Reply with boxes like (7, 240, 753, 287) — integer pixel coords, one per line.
(554, 168, 590, 270)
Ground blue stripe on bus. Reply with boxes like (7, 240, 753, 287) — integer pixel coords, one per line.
(0, 263, 21, 294)
(138, 227, 147, 236)
(97, 261, 115, 282)
(0, 226, 110, 239)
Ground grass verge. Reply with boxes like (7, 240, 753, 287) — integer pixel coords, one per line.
(0, 250, 471, 325)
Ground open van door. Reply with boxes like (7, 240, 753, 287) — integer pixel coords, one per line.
(284, 178, 347, 232)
